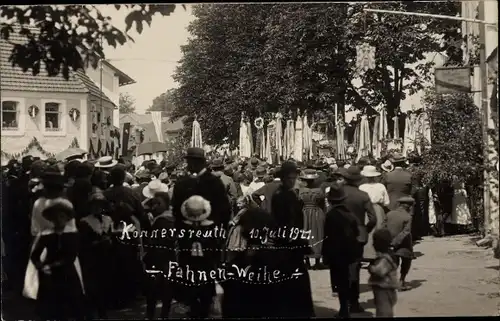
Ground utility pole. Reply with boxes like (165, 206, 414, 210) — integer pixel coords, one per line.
(478, 0, 491, 235)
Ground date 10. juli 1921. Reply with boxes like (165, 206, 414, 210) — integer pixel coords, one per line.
(248, 227, 313, 244)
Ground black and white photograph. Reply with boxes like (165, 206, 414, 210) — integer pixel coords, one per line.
(0, 1, 498, 319)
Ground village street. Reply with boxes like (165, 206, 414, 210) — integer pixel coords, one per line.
(2, 235, 498, 320)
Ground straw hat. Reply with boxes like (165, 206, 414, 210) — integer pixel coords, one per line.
(361, 165, 381, 178)
(142, 179, 169, 199)
(300, 169, 319, 180)
(94, 156, 118, 169)
(181, 195, 212, 222)
(381, 160, 394, 172)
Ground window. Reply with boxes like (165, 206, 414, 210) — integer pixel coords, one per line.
(1, 101, 19, 130)
(45, 102, 61, 130)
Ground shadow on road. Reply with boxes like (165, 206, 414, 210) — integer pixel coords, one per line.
(413, 251, 424, 259)
(361, 279, 427, 310)
(313, 303, 338, 318)
(485, 265, 499, 271)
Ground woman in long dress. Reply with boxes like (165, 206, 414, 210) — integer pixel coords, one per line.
(445, 176, 472, 234)
(31, 196, 85, 320)
(359, 165, 390, 261)
(298, 169, 326, 269)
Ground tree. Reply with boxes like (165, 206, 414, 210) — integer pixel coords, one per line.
(417, 90, 484, 231)
(119, 92, 136, 114)
(170, 2, 461, 144)
(146, 88, 176, 116)
(0, 4, 183, 79)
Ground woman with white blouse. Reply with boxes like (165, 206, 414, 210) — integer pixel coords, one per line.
(359, 165, 390, 261)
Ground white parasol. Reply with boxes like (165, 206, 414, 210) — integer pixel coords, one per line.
(191, 118, 203, 148)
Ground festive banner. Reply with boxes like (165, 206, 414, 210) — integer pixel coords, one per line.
(151, 111, 164, 143)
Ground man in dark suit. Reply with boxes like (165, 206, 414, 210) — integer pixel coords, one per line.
(171, 147, 232, 229)
(386, 196, 415, 291)
(252, 166, 281, 213)
(333, 166, 377, 313)
(382, 153, 413, 210)
(322, 187, 360, 318)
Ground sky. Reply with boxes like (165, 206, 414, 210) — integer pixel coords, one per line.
(98, 5, 195, 114)
(96, 4, 448, 118)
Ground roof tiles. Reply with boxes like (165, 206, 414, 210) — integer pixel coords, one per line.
(0, 25, 114, 104)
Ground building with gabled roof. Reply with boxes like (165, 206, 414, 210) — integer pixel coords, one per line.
(1, 25, 135, 161)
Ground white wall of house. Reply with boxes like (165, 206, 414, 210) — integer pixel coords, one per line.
(1, 90, 89, 158)
(85, 62, 121, 128)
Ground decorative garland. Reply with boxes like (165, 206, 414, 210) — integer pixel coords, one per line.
(1, 137, 82, 160)
(69, 108, 80, 122)
(254, 117, 264, 129)
(28, 105, 39, 118)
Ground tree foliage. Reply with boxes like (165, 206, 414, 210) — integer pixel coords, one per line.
(0, 4, 183, 79)
(419, 90, 483, 187)
(146, 88, 176, 116)
(119, 92, 136, 114)
(171, 2, 461, 145)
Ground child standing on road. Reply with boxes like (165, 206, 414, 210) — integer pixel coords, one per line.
(368, 228, 400, 317)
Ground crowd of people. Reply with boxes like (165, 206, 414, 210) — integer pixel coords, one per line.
(1, 147, 429, 319)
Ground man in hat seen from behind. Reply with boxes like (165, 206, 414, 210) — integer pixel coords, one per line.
(386, 196, 415, 292)
(322, 186, 360, 318)
(248, 166, 266, 195)
(382, 153, 413, 211)
(333, 166, 377, 313)
(171, 147, 232, 229)
(312, 159, 329, 188)
(269, 161, 314, 318)
(252, 166, 282, 214)
(210, 158, 238, 216)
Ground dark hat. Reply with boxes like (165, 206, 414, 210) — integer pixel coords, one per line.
(165, 163, 176, 170)
(223, 166, 234, 177)
(390, 152, 407, 164)
(278, 161, 300, 177)
(250, 157, 259, 167)
(224, 158, 235, 165)
(300, 169, 319, 180)
(313, 160, 328, 170)
(331, 167, 349, 178)
(75, 162, 94, 179)
(210, 158, 224, 170)
(327, 187, 347, 202)
(135, 168, 151, 180)
(345, 166, 363, 181)
(255, 166, 267, 178)
(185, 147, 205, 160)
(46, 157, 58, 166)
(42, 166, 65, 186)
(398, 196, 415, 204)
(89, 190, 107, 204)
(29, 160, 47, 178)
